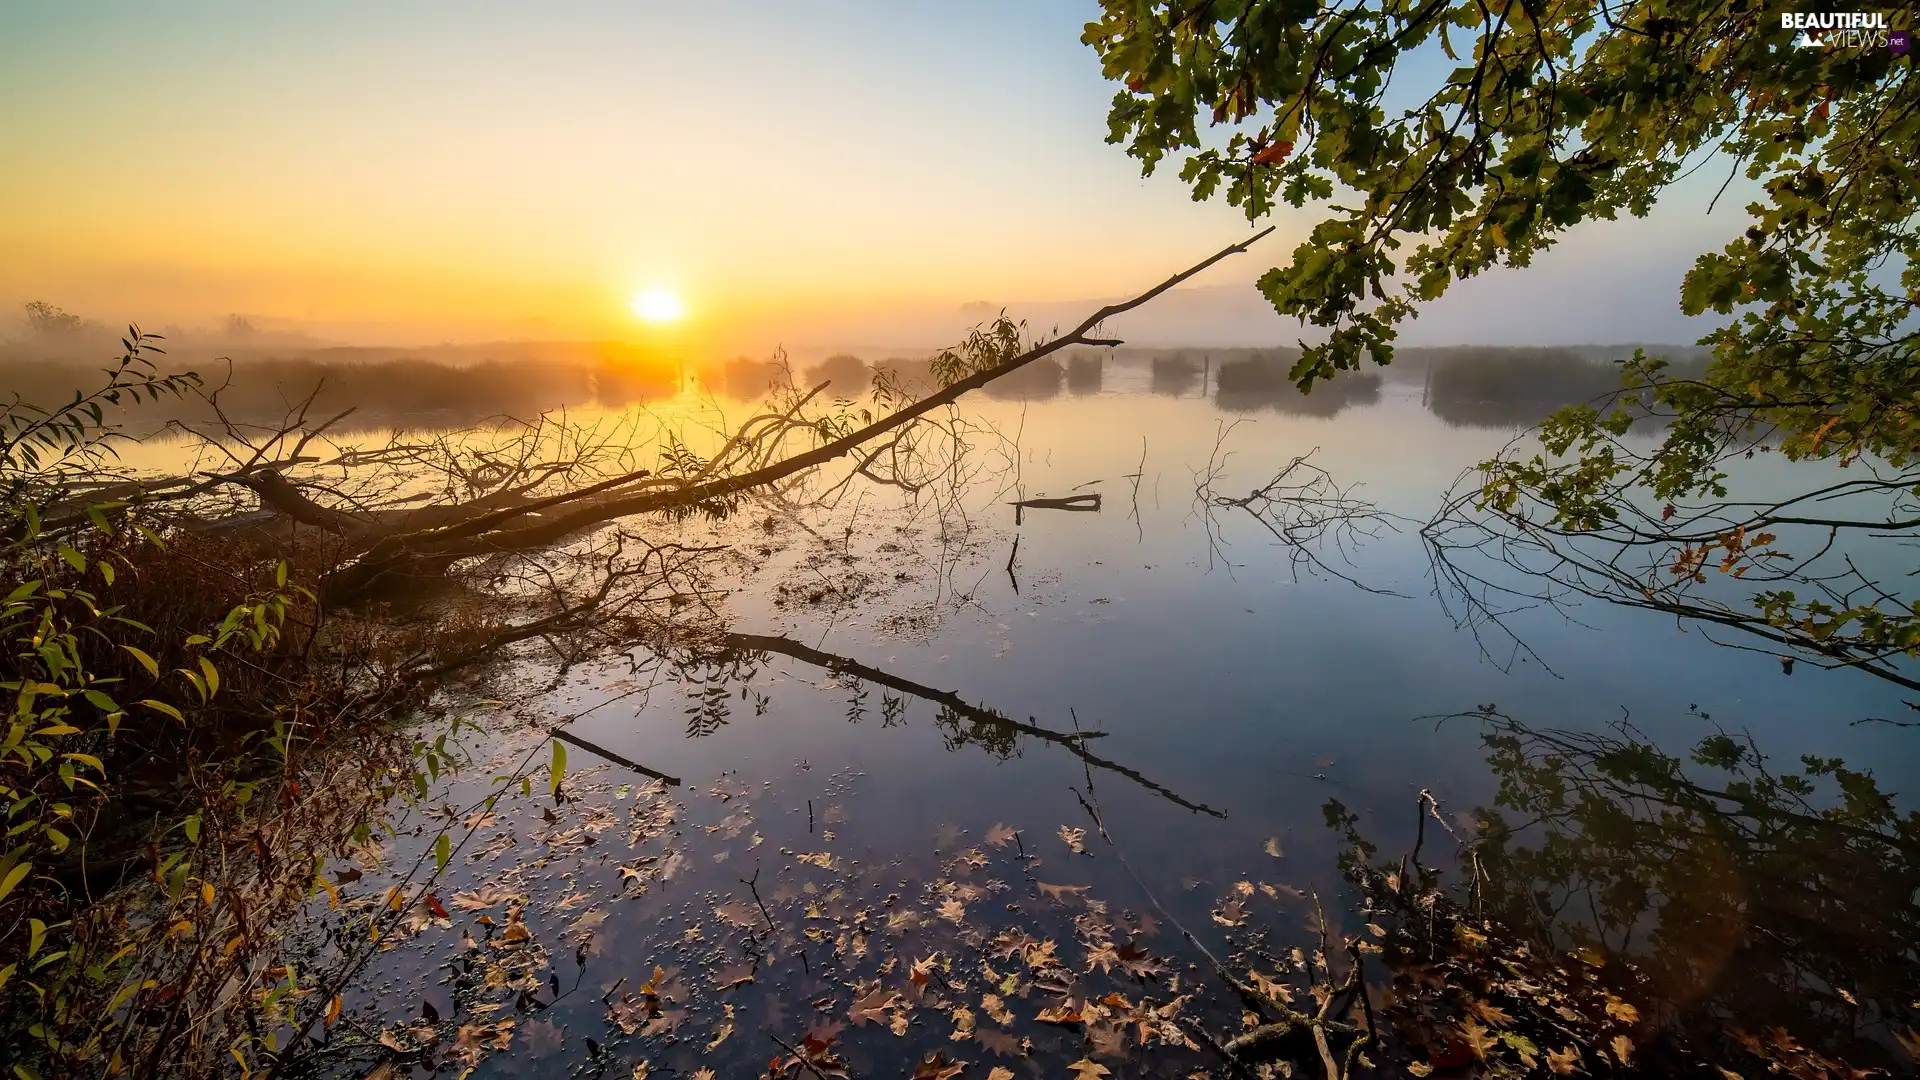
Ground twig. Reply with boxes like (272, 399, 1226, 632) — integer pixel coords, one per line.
(769, 1033, 833, 1080)
(739, 866, 777, 935)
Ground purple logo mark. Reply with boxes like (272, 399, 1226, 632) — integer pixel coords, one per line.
(1893, 29, 1913, 55)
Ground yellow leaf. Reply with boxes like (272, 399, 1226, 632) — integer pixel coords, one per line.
(122, 645, 159, 678)
(1459, 1019, 1497, 1060)
(1610, 1034, 1635, 1065)
(0, 862, 30, 905)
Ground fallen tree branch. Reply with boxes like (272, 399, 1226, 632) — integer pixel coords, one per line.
(324, 228, 1274, 597)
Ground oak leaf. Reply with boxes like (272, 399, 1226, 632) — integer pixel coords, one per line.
(1068, 1057, 1112, 1080)
(849, 986, 902, 1026)
(911, 1052, 966, 1080)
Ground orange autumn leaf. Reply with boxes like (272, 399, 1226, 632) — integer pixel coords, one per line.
(1252, 140, 1296, 165)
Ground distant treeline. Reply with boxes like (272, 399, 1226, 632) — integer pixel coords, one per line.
(4, 333, 1715, 433)
(0, 341, 680, 433)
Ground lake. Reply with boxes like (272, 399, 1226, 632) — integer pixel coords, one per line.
(288, 352, 1920, 1078)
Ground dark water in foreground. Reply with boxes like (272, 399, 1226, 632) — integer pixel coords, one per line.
(317, 363, 1920, 1077)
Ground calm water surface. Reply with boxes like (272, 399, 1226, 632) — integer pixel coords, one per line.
(321, 359, 1918, 1076)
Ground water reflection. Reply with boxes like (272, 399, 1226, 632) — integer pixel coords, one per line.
(1214, 355, 1381, 416)
(1150, 353, 1202, 396)
(1066, 351, 1103, 395)
(667, 631, 1224, 816)
(1406, 707, 1920, 1073)
(979, 356, 1064, 401)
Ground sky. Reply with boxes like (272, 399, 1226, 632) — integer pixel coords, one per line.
(0, 2, 1750, 353)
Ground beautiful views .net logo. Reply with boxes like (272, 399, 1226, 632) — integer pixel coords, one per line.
(1780, 11, 1908, 53)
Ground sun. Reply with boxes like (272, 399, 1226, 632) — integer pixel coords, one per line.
(629, 287, 685, 324)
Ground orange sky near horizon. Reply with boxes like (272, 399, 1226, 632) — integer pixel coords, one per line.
(1, 3, 1290, 352)
(2, 2, 1750, 355)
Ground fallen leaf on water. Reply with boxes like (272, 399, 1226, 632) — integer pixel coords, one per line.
(607, 994, 650, 1035)
(1604, 995, 1640, 1024)
(450, 883, 514, 910)
(849, 986, 902, 1026)
(1115, 943, 1163, 979)
(1085, 940, 1120, 974)
(986, 823, 1018, 848)
(1036, 1002, 1084, 1025)
(949, 1004, 976, 1040)
(710, 961, 756, 989)
(1058, 826, 1087, 854)
(987, 1069, 1015, 1080)
(1068, 1057, 1111, 1079)
(937, 896, 967, 924)
(1468, 998, 1512, 1027)
(981, 992, 1014, 1025)
(714, 900, 761, 928)
(1037, 882, 1090, 903)
(1211, 899, 1248, 927)
(1263, 836, 1284, 858)
(912, 1052, 966, 1080)
(1460, 1019, 1497, 1061)
(706, 1004, 735, 1049)
(976, 1027, 1025, 1057)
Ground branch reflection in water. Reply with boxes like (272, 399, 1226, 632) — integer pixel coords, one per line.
(1350, 705, 1920, 1074)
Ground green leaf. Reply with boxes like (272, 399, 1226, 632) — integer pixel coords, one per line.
(182, 813, 201, 844)
(140, 699, 185, 723)
(122, 645, 159, 678)
(0, 862, 30, 904)
(549, 739, 567, 796)
(198, 657, 219, 697)
(435, 833, 451, 874)
(56, 545, 86, 575)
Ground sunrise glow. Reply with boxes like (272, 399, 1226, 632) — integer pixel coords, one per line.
(629, 288, 685, 325)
